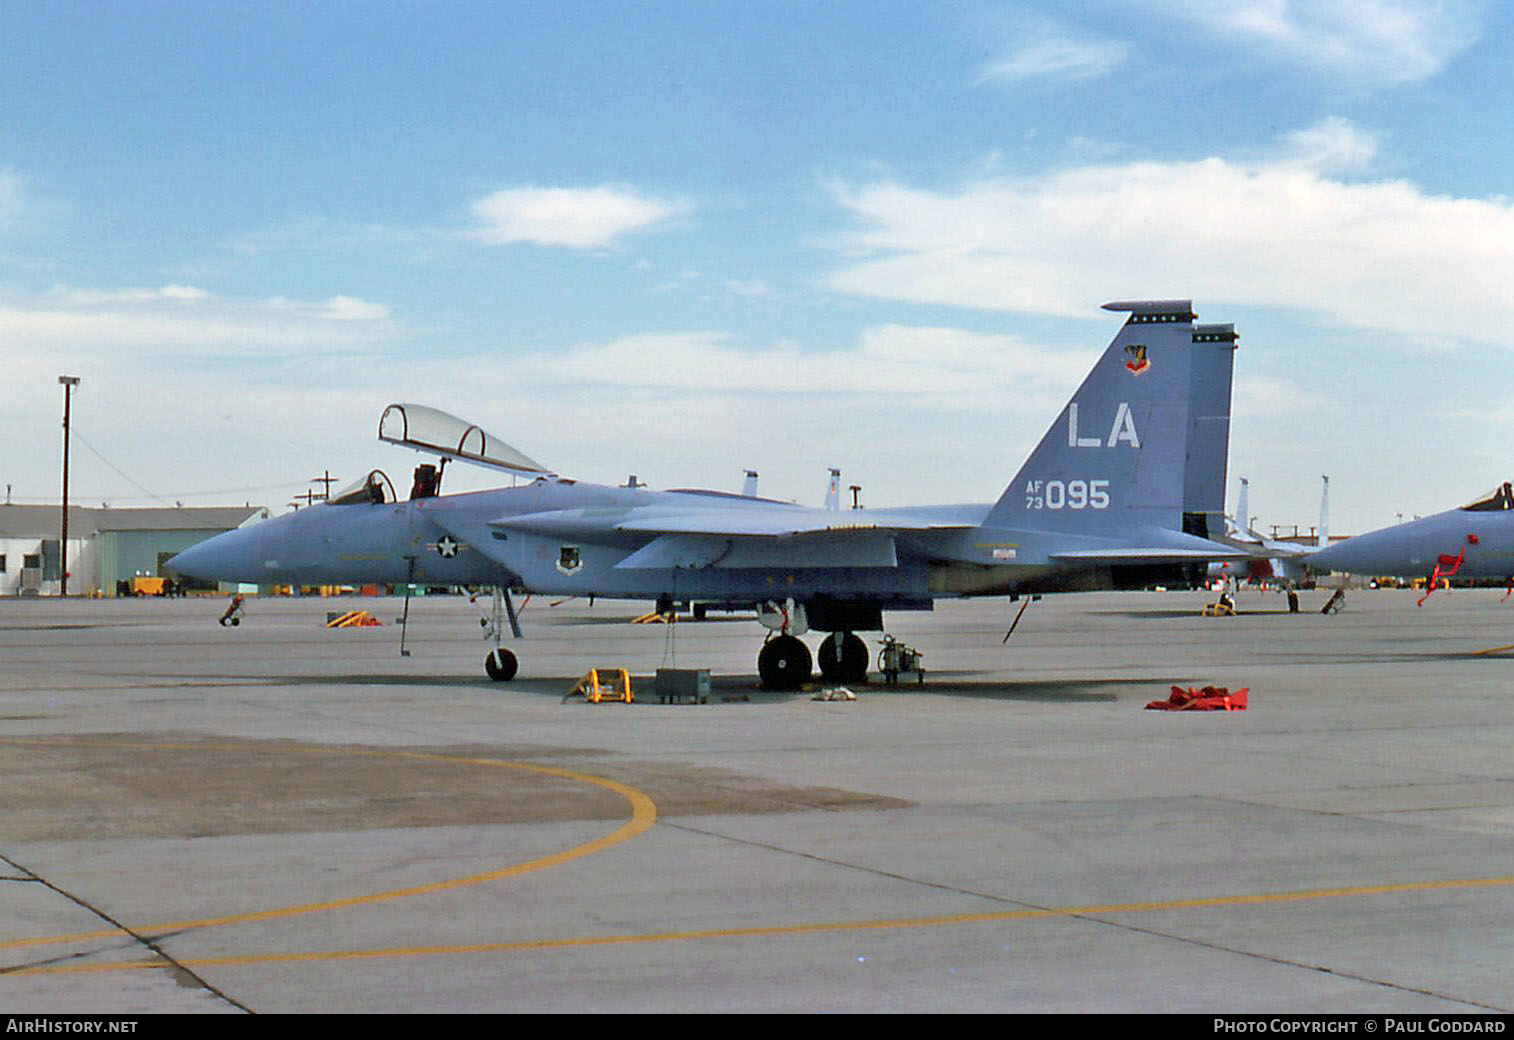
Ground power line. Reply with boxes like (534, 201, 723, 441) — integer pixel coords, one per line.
(68, 429, 172, 506)
(33, 431, 307, 506)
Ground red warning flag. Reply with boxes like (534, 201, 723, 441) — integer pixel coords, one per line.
(1146, 685, 1248, 711)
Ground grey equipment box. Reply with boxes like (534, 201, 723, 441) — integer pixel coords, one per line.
(655, 668, 711, 704)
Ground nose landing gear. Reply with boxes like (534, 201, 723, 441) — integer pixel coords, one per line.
(477, 585, 523, 681)
(485, 647, 518, 681)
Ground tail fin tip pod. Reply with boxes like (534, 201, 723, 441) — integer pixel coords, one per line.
(985, 300, 1236, 538)
(1101, 299, 1197, 318)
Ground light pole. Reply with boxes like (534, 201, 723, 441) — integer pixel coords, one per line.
(59, 375, 80, 597)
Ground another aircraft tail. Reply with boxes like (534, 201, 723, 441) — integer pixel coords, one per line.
(984, 300, 1236, 538)
(1318, 475, 1330, 548)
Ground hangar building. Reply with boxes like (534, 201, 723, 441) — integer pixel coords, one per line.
(0, 504, 268, 596)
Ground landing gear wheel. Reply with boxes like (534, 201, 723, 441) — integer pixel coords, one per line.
(757, 634, 812, 691)
(485, 647, 518, 681)
(818, 632, 869, 684)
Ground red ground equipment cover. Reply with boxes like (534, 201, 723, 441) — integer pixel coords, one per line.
(1146, 685, 1248, 711)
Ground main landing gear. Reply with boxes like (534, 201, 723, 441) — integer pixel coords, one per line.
(754, 599, 874, 691)
(817, 631, 869, 685)
(757, 630, 870, 691)
(758, 634, 811, 690)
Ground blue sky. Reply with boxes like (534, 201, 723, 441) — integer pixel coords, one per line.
(2, 1, 1510, 535)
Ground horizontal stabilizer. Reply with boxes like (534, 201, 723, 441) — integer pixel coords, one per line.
(1049, 547, 1249, 562)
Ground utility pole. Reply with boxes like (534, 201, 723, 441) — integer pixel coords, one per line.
(309, 470, 338, 501)
(58, 375, 80, 597)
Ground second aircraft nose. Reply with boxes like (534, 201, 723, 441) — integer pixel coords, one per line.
(1308, 526, 1414, 576)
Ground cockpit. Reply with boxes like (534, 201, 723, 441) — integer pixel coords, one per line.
(322, 465, 447, 505)
(1461, 482, 1514, 512)
(327, 469, 399, 506)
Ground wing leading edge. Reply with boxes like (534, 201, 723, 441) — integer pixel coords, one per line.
(489, 504, 975, 541)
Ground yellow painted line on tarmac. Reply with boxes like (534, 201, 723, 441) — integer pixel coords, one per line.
(0, 739, 656, 951)
(14, 873, 1514, 976)
(1473, 643, 1514, 656)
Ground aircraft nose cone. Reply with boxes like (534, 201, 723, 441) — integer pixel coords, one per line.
(167, 526, 265, 583)
(1308, 527, 1412, 576)
(165, 542, 211, 579)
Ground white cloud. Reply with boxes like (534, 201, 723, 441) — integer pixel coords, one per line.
(0, 168, 68, 238)
(725, 278, 772, 297)
(0, 285, 396, 356)
(267, 293, 391, 322)
(344, 324, 1099, 505)
(0, 170, 24, 228)
(468, 184, 690, 248)
(46, 284, 211, 305)
(7, 321, 1088, 508)
(226, 217, 444, 257)
(824, 118, 1514, 347)
(978, 30, 1128, 84)
(1277, 116, 1381, 174)
(1147, 0, 1483, 86)
(484, 325, 1093, 405)
(1232, 373, 1331, 417)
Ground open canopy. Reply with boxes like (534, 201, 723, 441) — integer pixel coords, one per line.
(378, 403, 551, 477)
(1461, 482, 1514, 512)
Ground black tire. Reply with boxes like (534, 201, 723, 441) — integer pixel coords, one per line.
(485, 647, 518, 682)
(757, 635, 812, 691)
(817, 632, 869, 684)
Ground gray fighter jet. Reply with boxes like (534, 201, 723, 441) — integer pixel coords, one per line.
(1307, 482, 1514, 597)
(170, 300, 1247, 688)
(1209, 476, 1321, 589)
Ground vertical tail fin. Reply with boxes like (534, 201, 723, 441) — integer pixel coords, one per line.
(1318, 475, 1330, 548)
(1184, 323, 1238, 541)
(984, 300, 1236, 538)
(825, 468, 841, 511)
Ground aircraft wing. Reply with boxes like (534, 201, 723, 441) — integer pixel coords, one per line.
(614, 509, 974, 538)
(490, 504, 974, 541)
(489, 504, 976, 571)
(612, 508, 975, 570)
(613, 531, 904, 569)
